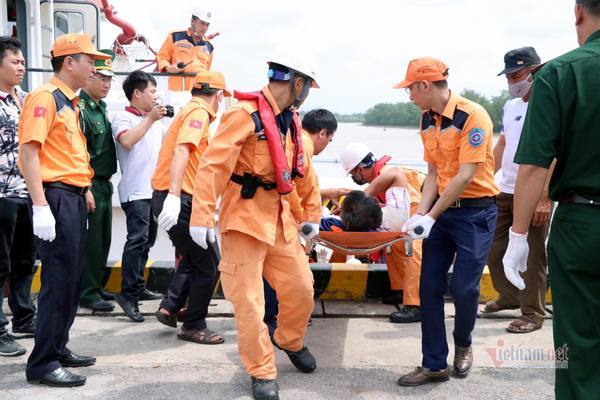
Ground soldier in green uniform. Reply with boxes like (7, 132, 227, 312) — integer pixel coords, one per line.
(78, 50, 118, 311)
(502, 1, 600, 398)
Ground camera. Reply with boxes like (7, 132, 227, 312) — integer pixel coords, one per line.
(165, 105, 175, 118)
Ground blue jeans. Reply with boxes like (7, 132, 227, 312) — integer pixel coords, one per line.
(420, 205, 497, 370)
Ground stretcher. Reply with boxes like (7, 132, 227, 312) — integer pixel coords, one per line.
(313, 231, 414, 257)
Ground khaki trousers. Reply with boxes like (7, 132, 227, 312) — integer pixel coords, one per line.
(486, 192, 549, 323)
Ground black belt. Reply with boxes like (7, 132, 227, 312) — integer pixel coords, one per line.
(447, 196, 496, 208)
(560, 194, 600, 207)
(230, 173, 277, 191)
(43, 181, 89, 196)
(230, 173, 277, 199)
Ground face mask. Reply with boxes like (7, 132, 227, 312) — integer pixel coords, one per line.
(508, 76, 532, 98)
(351, 175, 367, 185)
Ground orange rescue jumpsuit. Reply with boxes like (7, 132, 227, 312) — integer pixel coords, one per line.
(382, 166, 425, 307)
(191, 87, 321, 379)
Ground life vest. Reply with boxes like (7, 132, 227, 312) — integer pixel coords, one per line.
(234, 90, 305, 195)
(372, 155, 392, 204)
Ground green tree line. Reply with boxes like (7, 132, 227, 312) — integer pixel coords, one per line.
(334, 89, 510, 131)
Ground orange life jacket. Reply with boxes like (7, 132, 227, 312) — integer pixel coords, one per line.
(233, 90, 305, 195)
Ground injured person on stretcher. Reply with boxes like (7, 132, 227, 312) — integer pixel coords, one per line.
(317, 187, 410, 263)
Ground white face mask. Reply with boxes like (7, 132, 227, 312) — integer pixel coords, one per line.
(508, 76, 532, 98)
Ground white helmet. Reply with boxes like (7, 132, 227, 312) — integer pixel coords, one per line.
(267, 57, 320, 88)
(340, 142, 373, 174)
(191, 8, 212, 23)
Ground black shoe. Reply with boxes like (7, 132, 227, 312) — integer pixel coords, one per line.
(27, 367, 86, 387)
(12, 318, 36, 339)
(0, 333, 26, 357)
(271, 337, 316, 373)
(80, 300, 114, 312)
(251, 377, 279, 400)
(59, 352, 96, 367)
(382, 290, 404, 305)
(116, 294, 144, 322)
(389, 306, 421, 323)
(155, 309, 177, 328)
(100, 290, 116, 301)
(139, 289, 162, 301)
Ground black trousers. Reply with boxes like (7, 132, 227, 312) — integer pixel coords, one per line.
(0, 197, 37, 336)
(26, 187, 87, 379)
(120, 199, 157, 301)
(151, 191, 220, 330)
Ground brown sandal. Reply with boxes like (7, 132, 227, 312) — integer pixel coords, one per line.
(506, 317, 543, 334)
(178, 328, 225, 344)
(480, 300, 519, 314)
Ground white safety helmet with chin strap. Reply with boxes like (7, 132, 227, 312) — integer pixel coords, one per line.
(340, 142, 376, 175)
(267, 56, 320, 109)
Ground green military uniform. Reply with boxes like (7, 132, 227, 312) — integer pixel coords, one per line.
(515, 29, 600, 400)
(79, 51, 118, 306)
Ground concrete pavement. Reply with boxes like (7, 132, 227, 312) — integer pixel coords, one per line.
(1, 300, 555, 399)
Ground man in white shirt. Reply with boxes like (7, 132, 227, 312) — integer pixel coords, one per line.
(481, 47, 553, 334)
(112, 71, 167, 322)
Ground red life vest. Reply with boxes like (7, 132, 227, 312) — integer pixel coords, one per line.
(372, 155, 392, 204)
(234, 90, 305, 195)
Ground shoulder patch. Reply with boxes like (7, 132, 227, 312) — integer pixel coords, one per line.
(189, 119, 203, 129)
(468, 128, 484, 147)
(34, 106, 47, 118)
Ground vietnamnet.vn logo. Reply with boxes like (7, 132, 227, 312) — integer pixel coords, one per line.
(484, 340, 569, 369)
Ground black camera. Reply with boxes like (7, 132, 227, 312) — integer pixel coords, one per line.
(165, 105, 175, 118)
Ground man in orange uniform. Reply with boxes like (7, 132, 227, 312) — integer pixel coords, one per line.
(394, 58, 499, 386)
(18, 33, 110, 387)
(156, 9, 217, 91)
(150, 71, 231, 344)
(189, 59, 321, 400)
(339, 142, 425, 323)
(263, 108, 339, 334)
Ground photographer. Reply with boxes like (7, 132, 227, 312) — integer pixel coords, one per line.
(111, 71, 168, 322)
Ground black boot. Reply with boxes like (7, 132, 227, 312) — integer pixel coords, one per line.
(389, 306, 421, 323)
(271, 337, 316, 373)
(251, 377, 279, 400)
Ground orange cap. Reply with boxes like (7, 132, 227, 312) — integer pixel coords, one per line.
(192, 71, 232, 97)
(51, 33, 111, 60)
(393, 57, 449, 89)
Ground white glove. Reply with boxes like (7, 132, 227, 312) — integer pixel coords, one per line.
(315, 244, 333, 263)
(401, 214, 423, 232)
(157, 194, 181, 231)
(189, 226, 216, 249)
(405, 214, 436, 240)
(502, 227, 529, 290)
(32, 205, 56, 242)
(345, 255, 362, 264)
(298, 222, 319, 240)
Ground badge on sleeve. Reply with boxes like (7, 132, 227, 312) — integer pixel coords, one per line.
(468, 128, 484, 147)
(34, 106, 47, 118)
(189, 119, 203, 129)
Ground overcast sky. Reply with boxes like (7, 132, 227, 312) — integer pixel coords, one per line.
(101, 0, 579, 114)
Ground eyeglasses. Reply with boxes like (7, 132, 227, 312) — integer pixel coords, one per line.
(404, 82, 422, 95)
